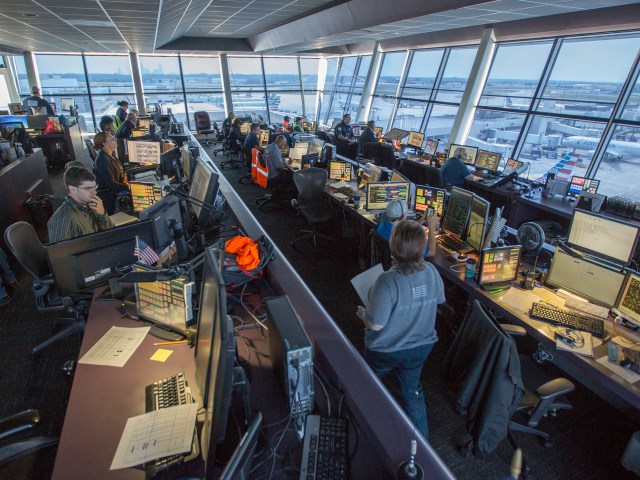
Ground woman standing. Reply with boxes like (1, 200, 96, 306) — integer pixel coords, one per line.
(92, 131, 127, 215)
(357, 219, 445, 440)
(115, 100, 129, 124)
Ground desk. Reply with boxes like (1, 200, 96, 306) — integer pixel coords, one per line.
(53, 127, 456, 480)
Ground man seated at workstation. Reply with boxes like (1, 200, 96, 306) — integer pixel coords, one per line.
(222, 111, 235, 133)
(376, 200, 438, 258)
(47, 167, 113, 243)
(22, 86, 55, 116)
(243, 123, 264, 159)
(358, 120, 378, 157)
(440, 147, 478, 188)
(263, 135, 295, 194)
(228, 118, 246, 149)
(335, 113, 357, 160)
(292, 116, 304, 133)
(115, 112, 137, 139)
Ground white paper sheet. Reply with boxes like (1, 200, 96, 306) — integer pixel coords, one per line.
(596, 356, 640, 384)
(556, 331, 594, 357)
(351, 263, 384, 309)
(78, 326, 150, 367)
(498, 288, 540, 314)
(110, 403, 198, 470)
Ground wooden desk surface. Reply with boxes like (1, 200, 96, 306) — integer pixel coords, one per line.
(52, 297, 198, 480)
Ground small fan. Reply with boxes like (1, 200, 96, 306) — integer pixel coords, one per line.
(517, 222, 545, 256)
(517, 222, 545, 290)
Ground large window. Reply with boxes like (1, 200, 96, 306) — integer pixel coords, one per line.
(263, 57, 303, 123)
(401, 49, 444, 101)
(434, 47, 478, 104)
(468, 109, 527, 166)
(9, 56, 29, 95)
(594, 125, 640, 198)
(181, 56, 223, 124)
(424, 104, 458, 142)
(373, 52, 406, 97)
(301, 57, 321, 119)
(139, 56, 186, 124)
(228, 57, 267, 121)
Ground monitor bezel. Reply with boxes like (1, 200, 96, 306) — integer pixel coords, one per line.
(477, 245, 522, 287)
(448, 143, 479, 166)
(364, 181, 410, 212)
(407, 131, 425, 149)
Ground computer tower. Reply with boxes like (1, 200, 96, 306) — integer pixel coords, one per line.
(265, 296, 314, 417)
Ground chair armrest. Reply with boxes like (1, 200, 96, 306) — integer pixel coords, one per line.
(500, 324, 527, 336)
(0, 409, 41, 442)
(536, 378, 575, 400)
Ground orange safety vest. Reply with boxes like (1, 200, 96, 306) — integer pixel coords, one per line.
(255, 150, 269, 188)
(225, 236, 260, 271)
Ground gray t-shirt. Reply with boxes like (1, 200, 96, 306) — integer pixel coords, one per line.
(365, 263, 445, 353)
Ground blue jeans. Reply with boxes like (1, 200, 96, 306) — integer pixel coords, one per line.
(365, 343, 434, 440)
(0, 247, 16, 299)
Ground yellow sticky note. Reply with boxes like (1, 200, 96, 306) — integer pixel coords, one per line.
(150, 349, 173, 362)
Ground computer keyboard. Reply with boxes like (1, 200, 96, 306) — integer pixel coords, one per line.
(437, 234, 470, 253)
(300, 415, 349, 480)
(144, 372, 193, 473)
(529, 302, 606, 338)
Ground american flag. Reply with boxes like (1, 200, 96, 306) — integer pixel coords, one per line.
(134, 237, 160, 266)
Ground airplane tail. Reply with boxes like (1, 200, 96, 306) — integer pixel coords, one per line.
(533, 152, 578, 183)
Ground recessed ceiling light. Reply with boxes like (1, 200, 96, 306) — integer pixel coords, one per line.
(22, 13, 38, 17)
(67, 20, 114, 27)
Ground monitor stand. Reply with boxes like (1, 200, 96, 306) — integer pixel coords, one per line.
(122, 302, 185, 341)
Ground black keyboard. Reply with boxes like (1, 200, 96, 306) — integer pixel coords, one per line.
(145, 372, 190, 411)
(437, 234, 470, 253)
(145, 372, 192, 473)
(530, 302, 606, 338)
(300, 415, 349, 480)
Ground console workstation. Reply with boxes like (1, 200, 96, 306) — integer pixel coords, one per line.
(50, 126, 455, 479)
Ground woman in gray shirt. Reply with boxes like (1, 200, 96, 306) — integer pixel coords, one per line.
(357, 219, 445, 439)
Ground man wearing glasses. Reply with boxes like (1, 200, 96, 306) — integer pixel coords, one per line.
(47, 167, 114, 243)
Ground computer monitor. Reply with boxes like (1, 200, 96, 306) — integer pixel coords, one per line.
(45, 220, 156, 296)
(568, 176, 600, 198)
(546, 246, 626, 307)
(129, 182, 163, 212)
(478, 246, 522, 290)
(127, 140, 161, 164)
(138, 118, 152, 130)
(138, 195, 183, 250)
(182, 147, 194, 182)
(413, 185, 446, 217)
(567, 209, 640, 266)
(199, 248, 236, 463)
(329, 161, 352, 181)
(189, 157, 220, 226)
(259, 129, 270, 147)
(308, 138, 325, 158)
(159, 146, 181, 180)
(26, 115, 47, 130)
(441, 186, 473, 240)
(546, 178, 570, 197)
(290, 142, 309, 161)
(301, 153, 319, 169)
(216, 412, 263, 480)
(407, 131, 425, 149)
(466, 195, 490, 252)
(365, 181, 410, 212)
(383, 128, 410, 142)
(351, 124, 362, 137)
(8, 103, 22, 114)
(502, 158, 524, 175)
(424, 139, 438, 156)
(60, 98, 74, 112)
(320, 143, 336, 165)
(0, 121, 25, 137)
(448, 144, 479, 166)
(475, 150, 502, 173)
(615, 272, 640, 326)
(359, 162, 383, 187)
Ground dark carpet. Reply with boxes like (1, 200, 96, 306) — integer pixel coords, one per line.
(0, 147, 638, 480)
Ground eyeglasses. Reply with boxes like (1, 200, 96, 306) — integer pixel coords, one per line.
(77, 184, 97, 191)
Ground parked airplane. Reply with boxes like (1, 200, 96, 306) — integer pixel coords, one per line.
(561, 136, 640, 159)
(505, 97, 531, 109)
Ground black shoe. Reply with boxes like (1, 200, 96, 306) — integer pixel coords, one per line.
(0, 295, 10, 307)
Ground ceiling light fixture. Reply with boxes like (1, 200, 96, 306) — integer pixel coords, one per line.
(22, 13, 38, 17)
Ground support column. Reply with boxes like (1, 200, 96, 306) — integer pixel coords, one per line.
(219, 54, 233, 118)
(448, 28, 496, 146)
(2, 56, 20, 102)
(129, 52, 146, 114)
(357, 42, 383, 123)
(23, 52, 39, 92)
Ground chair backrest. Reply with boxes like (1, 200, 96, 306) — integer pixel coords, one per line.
(4, 222, 50, 282)
(84, 139, 97, 162)
(193, 111, 212, 132)
(293, 168, 328, 207)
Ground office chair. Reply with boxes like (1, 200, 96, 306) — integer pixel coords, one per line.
(4, 222, 89, 356)
(368, 229, 392, 270)
(255, 169, 290, 211)
(0, 409, 58, 480)
(445, 300, 574, 476)
(213, 128, 231, 156)
(193, 111, 216, 146)
(290, 168, 335, 248)
(238, 147, 257, 185)
(220, 139, 245, 169)
(84, 138, 97, 164)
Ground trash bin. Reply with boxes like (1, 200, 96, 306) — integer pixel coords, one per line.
(25, 194, 54, 232)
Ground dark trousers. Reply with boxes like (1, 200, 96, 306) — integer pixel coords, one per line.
(365, 343, 435, 439)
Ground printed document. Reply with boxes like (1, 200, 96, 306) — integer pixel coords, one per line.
(78, 326, 150, 367)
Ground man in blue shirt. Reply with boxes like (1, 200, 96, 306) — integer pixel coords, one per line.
(440, 147, 478, 187)
(22, 86, 55, 116)
(335, 113, 357, 159)
(357, 120, 378, 157)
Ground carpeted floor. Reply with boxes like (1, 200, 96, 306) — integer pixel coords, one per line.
(0, 146, 638, 479)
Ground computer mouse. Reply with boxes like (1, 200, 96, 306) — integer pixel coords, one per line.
(620, 359, 632, 368)
(457, 254, 468, 261)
